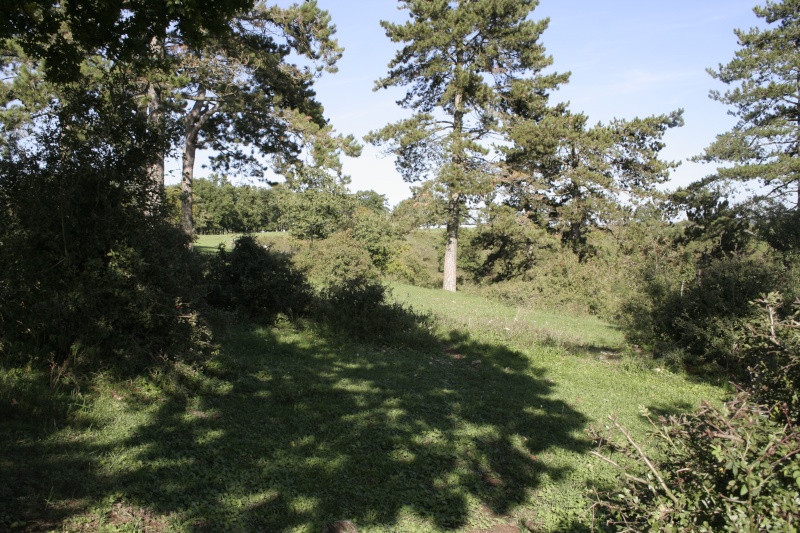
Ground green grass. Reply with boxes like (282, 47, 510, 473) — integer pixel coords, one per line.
(194, 233, 242, 254)
(0, 284, 726, 532)
(194, 232, 289, 254)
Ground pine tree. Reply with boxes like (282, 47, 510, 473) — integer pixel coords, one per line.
(502, 109, 682, 260)
(695, 0, 800, 210)
(367, 0, 567, 291)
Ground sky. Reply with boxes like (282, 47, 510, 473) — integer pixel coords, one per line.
(171, 0, 765, 207)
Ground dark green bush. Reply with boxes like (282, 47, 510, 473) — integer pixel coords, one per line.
(206, 235, 312, 319)
(316, 277, 433, 347)
(622, 248, 788, 375)
(589, 396, 800, 532)
(0, 85, 211, 377)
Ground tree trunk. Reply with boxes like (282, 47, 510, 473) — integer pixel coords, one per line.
(181, 129, 197, 240)
(442, 86, 465, 292)
(181, 87, 219, 243)
(146, 36, 166, 202)
(442, 194, 461, 292)
(147, 81, 165, 189)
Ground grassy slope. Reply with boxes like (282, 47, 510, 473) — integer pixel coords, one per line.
(1, 285, 725, 532)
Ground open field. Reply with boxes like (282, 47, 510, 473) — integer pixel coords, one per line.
(1, 283, 725, 532)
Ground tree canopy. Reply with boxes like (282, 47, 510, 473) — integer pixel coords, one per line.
(694, 0, 800, 210)
(0, 0, 255, 81)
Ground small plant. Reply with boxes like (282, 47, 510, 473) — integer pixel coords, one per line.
(588, 396, 800, 532)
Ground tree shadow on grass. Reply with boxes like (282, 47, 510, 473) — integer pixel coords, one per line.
(107, 324, 588, 531)
(2, 321, 589, 532)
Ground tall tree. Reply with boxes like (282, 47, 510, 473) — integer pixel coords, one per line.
(172, 0, 355, 238)
(367, 0, 567, 291)
(694, 0, 800, 210)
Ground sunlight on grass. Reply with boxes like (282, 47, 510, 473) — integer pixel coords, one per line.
(390, 282, 624, 354)
(1, 286, 727, 532)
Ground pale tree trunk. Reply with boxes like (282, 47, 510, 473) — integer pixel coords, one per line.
(181, 128, 197, 240)
(442, 87, 465, 292)
(442, 194, 461, 292)
(181, 87, 219, 243)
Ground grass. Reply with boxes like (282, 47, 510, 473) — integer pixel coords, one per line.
(0, 284, 726, 532)
(194, 232, 288, 255)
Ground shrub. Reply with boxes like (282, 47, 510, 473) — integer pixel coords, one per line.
(0, 85, 211, 377)
(589, 396, 800, 532)
(739, 293, 800, 422)
(206, 235, 312, 319)
(316, 277, 433, 346)
(622, 250, 786, 375)
(293, 231, 380, 286)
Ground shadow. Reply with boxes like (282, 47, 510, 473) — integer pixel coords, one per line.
(2, 321, 589, 531)
(0, 376, 122, 531)
(646, 400, 697, 419)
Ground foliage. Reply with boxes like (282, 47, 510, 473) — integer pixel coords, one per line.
(293, 231, 380, 286)
(317, 278, 433, 346)
(693, 0, 800, 210)
(347, 206, 403, 273)
(621, 187, 798, 374)
(0, 78, 210, 376)
(167, 177, 285, 234)
(171, 0, 358, 236)
(0, 0, 255, 82)
(589, 396, 800, 532)
(388, 229, 443, 288)
(368, 0, 567, 291)
(205, 235, 312, 320)
(461, 208, 652, 318)
(739, 293, 800, 422)
(282, 186, 357, 240)
(392, 182, 449, 232)
(502, 109, 683, 261)
(354, 189, 389, 214)
(463, 204, 557, 282)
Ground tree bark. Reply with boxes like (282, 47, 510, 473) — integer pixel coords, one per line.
(442, 194, 461, 292)
(181, 127, 197, 240)
(181, 87, 219, 242)
(442, 86, 465, 292)
(147, 81, 165, 189)
(146, 36, 166, 199)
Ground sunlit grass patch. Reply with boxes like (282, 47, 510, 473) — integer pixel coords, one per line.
(1, 285, 726, 531)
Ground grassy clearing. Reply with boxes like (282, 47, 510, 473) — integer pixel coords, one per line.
(194, 233, 242, 254)
(1, 284, 725, 532)
(194, 232, 289, 255)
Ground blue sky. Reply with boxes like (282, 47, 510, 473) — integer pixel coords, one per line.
(173, 1, 765, 207)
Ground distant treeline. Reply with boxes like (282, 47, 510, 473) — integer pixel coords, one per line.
(165, 176, 389, 235)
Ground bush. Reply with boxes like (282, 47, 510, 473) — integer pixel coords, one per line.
(0, 85, 211, 377)
(206, 235, 312, 319)
(293, 231, 380, 286)
(316, 277, 433, 346)
(589, 396, 800, 532)
(739, 293, 800, 422)
(622, 249, 787, 375)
